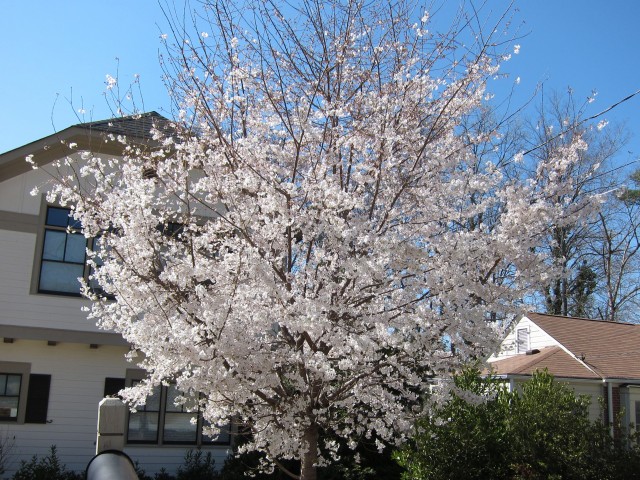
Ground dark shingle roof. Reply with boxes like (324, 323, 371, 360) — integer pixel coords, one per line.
(74, 111, 175, 140)
(0, 111, 175, 181)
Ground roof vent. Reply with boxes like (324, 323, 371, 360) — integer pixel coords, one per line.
(525, 349, 540, 355)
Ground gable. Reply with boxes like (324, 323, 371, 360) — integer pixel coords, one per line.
(490, 315, 558, 360)
(0, 111, 171, 184)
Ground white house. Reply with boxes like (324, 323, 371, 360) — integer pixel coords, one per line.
(0, 113, 232, 478)
(488, 312, 640, 434)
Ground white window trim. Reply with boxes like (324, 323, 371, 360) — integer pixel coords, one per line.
(515, 327, 530, 354)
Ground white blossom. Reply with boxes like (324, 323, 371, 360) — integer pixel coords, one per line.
(41, 1, 597, 478)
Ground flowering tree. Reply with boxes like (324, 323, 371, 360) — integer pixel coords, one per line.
(43, 1, 595, 478)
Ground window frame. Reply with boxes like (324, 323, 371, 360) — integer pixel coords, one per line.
(0, 373, 22, 422)
(0, 362, 30, 424)
(125, 370, 231, 447)
(515, 327, 530, 354)
(32, 201, 106, 297)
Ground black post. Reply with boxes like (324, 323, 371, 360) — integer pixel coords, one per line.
(85, 449, 138, 480)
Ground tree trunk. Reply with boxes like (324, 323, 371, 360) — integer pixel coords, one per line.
(300, 423, 319, 480)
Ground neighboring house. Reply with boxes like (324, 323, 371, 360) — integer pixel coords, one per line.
(0, 113, 231, 478)
(488, 312, 640, 433)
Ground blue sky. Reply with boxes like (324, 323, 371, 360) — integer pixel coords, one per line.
(1, 1, 639, 172)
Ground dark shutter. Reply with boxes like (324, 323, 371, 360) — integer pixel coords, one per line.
(104, 377, 126, 398)
(25, 374, 51, 424)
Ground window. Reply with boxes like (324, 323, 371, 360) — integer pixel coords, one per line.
(128, 382, 162, 443)
(35, 205, 111, 297)
(516, 328, 530, 354)
(38, 206, 89, 295)
(0, 374, 21, 421)
(125, 375, 230, 446)
(0, 362, 50, 424)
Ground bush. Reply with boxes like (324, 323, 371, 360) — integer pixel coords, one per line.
(395, 368, 640, 480)
(176, 449, 217, 480)
(11, 446, 82, 480)
(136, 450, 219, 480)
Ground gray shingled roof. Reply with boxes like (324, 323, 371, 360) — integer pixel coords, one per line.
(0, 111, 176, 182)
(75, 111, 175, 140)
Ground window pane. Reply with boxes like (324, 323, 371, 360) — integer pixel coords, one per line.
(163, 412, 197, 443)
(127, 412, 159, 442)
(68, 216, 82, 229)
(0, 374, 20, 420)
(0, 397, 19, 419)
(64, 234, 87, 263)
(165, 385, 187, 413)
(42, 230, 67, 261)
(39, 261, 84, 293)
(144, 386, 162, 411)
(203, 421, 231, 445)
(46, 207, 71, 227)
(5, 375, 20, 396)
(165, 385, 199, 412)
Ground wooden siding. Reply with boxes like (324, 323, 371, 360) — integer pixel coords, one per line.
(0, 341, 230, 477)
(491, 316, 559, 360)
(0, 167, 51, 216)
(0, 229, 98, 332)
(511, 378, 603, 422)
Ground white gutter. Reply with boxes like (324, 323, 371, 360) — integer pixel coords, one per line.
(607, 381, 614, 437)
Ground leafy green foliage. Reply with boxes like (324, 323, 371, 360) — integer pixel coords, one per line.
(11, 446, 82, 480)
(395, 369, 640, 480)
(136, 450, 218, 480)
(619, 169, 640, 204)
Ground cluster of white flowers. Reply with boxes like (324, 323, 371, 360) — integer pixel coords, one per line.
(42, 0, 597, 476)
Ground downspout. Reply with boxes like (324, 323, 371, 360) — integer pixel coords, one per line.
(607, 381, 614, 437)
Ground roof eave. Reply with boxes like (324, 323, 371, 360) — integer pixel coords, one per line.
(0, 124, 161, 183)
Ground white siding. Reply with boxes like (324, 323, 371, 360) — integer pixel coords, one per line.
(0, 168, 55, 216)
(570, 381, 603, 422)
(490, 316, 559, 360)
(510, 378, 603, 423)
(0, 341, 130, 477)
(0, 229, 96, 332)
(0, 341, 230, 478)
(0, 153, 119, 216)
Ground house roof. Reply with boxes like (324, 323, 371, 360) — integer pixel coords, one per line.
(489, 346, 600, 379)
(0, 111, 173, 182)
(492, 313, 640, 381)
(526, 312, 640, 381)
(74, 111, 174, 139)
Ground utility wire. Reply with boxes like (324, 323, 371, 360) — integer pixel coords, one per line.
(522, 88, 640, 157)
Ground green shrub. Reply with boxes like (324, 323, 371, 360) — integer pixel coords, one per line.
(11, 446, 82, 480)
(176, 449, 217, 480)
(395, 368, 640, 480)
